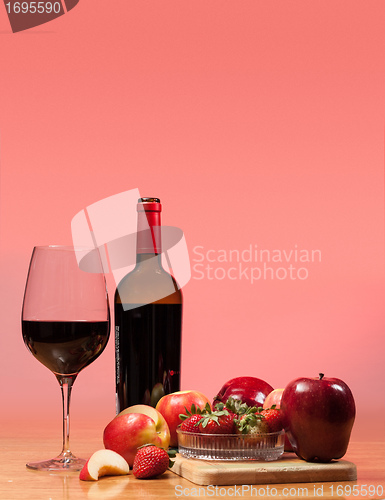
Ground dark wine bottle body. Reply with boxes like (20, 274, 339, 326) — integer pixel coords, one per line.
(115, 300, 181, 411)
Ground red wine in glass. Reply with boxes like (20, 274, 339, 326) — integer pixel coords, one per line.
(22, 245, 110, 471)
(22, 320, 109, 375)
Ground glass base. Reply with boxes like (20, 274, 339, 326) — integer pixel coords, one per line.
(26, 452, 86, 471)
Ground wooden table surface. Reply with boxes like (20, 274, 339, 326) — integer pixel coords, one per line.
(1, 432, 384, 500)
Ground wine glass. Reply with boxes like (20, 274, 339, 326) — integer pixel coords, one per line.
(22, 245, 110, 471)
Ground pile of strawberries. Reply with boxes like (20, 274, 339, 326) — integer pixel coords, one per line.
(132, 398, 283, 480)
(179, 397, 283, 435)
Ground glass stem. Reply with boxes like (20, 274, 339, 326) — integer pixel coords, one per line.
(57, 375, 77, 460)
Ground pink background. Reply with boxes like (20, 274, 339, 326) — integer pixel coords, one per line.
(0, 0, 384, 443)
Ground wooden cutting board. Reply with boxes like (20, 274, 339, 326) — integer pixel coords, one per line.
(171, 453, 357, 486)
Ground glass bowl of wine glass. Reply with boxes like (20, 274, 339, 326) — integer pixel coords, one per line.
(22, 245, 110, 471)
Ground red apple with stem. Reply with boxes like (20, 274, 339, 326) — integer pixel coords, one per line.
(281, 373, 356, 462)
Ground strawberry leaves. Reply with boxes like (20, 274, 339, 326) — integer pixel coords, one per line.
(179, 402, 211, 421)
(179, 398, 283, 436)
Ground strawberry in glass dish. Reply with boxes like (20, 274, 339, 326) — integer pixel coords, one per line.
(178, 402, 210, 433)
(235, 410, 269, 436)
(180, 414, 203, 433)
(198, 409, 236, 434)
(259, 406, 283, 433)
(177, 399, 285, 461)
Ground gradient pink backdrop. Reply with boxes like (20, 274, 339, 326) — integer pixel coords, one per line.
(0, 0, 384, 445)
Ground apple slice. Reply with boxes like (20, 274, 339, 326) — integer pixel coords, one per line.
(79, 449, 130, 481)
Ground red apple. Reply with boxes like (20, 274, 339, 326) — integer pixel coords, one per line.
(103, 405, 170, 467)
(156, 390, 211, 447)
(213, 376, 274, 409)
(79, 449, 129, 481)
(263, 388, 284, 410)
(118, 404, 170, 446)
(263, 388, 293, 452)
(281, 373, 356, 462)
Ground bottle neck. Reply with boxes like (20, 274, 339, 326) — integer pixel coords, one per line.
(136, 206, 162, 264)
(135, 252, 163, 267)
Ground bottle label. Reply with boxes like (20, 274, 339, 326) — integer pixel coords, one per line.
(115, 326, 120, 384)
(115, 325, 120, 415)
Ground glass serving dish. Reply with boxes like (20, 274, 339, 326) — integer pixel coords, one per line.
(177, 429, 285, 461)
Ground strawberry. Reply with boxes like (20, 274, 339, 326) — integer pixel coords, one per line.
(235, 412, 269, 435)
(179, 402, 211, 421)
(213, 402, 236, 420)
(180, 414, 202, 433)
(215, 396, 255, 424)
(179, 402, 210, 434)
(259, 406, 283, 432)
(197, 409, 235, 434)
(133, 445, 175, 479)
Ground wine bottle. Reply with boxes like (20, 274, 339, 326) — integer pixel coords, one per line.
(114, 197, 182, 413)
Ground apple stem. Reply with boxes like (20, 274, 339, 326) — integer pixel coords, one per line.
(319, 373, 324, 380)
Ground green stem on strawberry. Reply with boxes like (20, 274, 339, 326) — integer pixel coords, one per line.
(179, 402, 211, 421)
